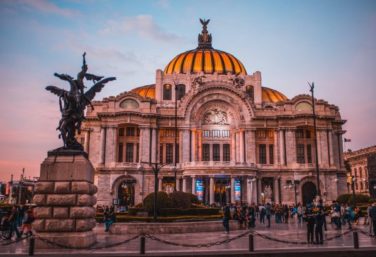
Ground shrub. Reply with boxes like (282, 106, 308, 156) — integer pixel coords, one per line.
(337, 194, 370, 204)
(143, 191, 172, 214)
(169, 191, 191, 209)
(189, 193, 199, 204)
(159, 208, 220, 216)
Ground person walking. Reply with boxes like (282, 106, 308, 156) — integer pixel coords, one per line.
(369, 203, 376, 237)
(304, 204, 315, 244)
(8, 206, 21, 239)
(223, 205, 231, 233)
(247, 204, 256, 229)
(314, 203, 325, 244)
(21, 208, 34, 236)
(297, 203, 303, 225)
(259, 205, 266, 224)
(265, 202, 271, 228)
(103, 206, 112, 232)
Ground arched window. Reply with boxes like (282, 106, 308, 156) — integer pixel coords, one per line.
(120, 99, 139, 109)
(163, 84, 172, 100)
(176, 84, 186, 100)
(246, 85, 254, 101)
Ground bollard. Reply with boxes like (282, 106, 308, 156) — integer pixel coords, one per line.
(249, 233, 254, 252)
(140, 235, 145, 254)
(28, 236, 35, 256)
(353, 231, 359, 249)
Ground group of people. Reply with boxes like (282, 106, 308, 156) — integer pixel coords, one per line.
(1, 205, 34, 240)
(222, 201, 376, 244)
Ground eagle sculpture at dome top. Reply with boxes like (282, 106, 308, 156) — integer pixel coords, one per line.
(198, 18, 212, 49)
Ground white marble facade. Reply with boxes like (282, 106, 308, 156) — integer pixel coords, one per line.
(80, 22, 347, 207)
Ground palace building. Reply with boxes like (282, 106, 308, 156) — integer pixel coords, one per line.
(80, 21, 348, 208)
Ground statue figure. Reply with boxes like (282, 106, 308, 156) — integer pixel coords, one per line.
(46, 53, 116, 151)
(198, 18, 212, 48)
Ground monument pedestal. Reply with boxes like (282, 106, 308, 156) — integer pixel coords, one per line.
(33, 151, 97, 249)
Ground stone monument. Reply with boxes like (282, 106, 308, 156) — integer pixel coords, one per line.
(32, 53, 115, 248)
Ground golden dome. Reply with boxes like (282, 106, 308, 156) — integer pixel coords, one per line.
(130, 84, 288, 103)
(164, 49, 247, 75)
(262, 87, 288, 103)
(164, 19, 247, 75)
(130, 84, 155, 98)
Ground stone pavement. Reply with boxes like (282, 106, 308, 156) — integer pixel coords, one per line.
(1, 219, 376, 256)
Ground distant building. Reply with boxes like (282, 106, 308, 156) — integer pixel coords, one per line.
(80, 20, 347, 207)
(344, 145, 376, 196)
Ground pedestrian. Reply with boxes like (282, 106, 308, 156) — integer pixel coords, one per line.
(283, 205, 289, 224)
(247, 204, 256, 229)
(304, 204, 315, 244)
(21, 208, 34, 236)
(104, 206, 111, 232)
(314, 203, 325, 244)
(297, 203, 303, 224)
(265, 202, 271, 228)
(369, 203, 376, 237)
(8, 205, 21, 239)
(259, 205, 266, 224)
(223, 205, 231, 233)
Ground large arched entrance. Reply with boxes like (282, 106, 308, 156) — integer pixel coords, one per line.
(116, 176, 136, 211)
(302, 181, 317, 206)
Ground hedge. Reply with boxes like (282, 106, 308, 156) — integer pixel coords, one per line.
(95, 214, 222, 223)
(336, 194, 370, 204)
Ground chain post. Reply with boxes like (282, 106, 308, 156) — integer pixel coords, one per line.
(353, 231, 359, 249)
(28, 236, 35, 256)
(249, 233, 254, 252)
(140, 235, 146, 254)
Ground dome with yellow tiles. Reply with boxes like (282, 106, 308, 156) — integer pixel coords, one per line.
(164, 19, 247, 75)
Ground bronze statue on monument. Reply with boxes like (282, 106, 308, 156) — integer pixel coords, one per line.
(46, 53, 116, 153)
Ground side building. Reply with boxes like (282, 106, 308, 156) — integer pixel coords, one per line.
(80, 21, 347, 208)
(343, 145, 376, 197)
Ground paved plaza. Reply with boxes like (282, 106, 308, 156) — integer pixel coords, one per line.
(1, 219, 376, 256)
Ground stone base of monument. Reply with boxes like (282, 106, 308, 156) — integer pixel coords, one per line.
(32, 151, 97, 249)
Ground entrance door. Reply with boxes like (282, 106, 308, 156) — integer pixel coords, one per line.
(118, 180, 135, 210)
(214, 178, 230, 206)
(302, 182, 317, 206)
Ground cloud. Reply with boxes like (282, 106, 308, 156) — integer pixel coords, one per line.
(8, 0, 80, 17)
(100, 15, 181, 43)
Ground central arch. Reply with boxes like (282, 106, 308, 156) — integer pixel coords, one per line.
(302, 181, 317, 206)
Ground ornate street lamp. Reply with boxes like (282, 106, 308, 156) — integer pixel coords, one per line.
(308, 82, 321, 199)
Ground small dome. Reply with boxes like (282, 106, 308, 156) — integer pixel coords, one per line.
(164, 19, 247, 75)
(130, 84, 155, 98)
(262, 87, 288, 103)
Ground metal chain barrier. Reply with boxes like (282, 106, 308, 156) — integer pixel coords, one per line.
(34, 234, 140, 250)
(145, 230, 250, 248)
(356, 228, 374, 238)
(324, 229, 353, 241)
(1, 234, 31, 246)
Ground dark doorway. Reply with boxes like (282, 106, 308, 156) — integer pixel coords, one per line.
(302, 181, 317, 206)
(214, 178, 230, 206)
(118, 179, 135, 210)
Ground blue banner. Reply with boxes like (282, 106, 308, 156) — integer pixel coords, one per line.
(196, 178, 204, 201)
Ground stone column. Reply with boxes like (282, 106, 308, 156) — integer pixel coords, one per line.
(176, 177, 180, 191)
(99, 127, 106, 164)
(191, 130, 196, 162)
(158, 177, 163, 192)
(191, 176, 196, 194)
(209, 176, 215, 205)
(257, 178, 262, 204)
(151, 128, 157, 163)
(84, 130, 90, 154)
(33, 153, 97, 248)
(140, 127, 150, 163)
(285, 129, 296, 166)
(230, 177, 235, 203)
(182, 129, 190, 163)
(182, 177, 187, 192)
(231, 131, 236, 163)
(239, 130, 244, 163)
(279, 130, 286, 165)
(105, 127, 116, 167)
(246, 130, 256, 164)
(247, 177, 253, 205)
(274, 178, 279, 203)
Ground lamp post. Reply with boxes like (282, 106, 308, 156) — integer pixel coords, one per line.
(174, 83, 178, 191)
(351, 176, 356, 208)
(140, 162, 168, 221)
(308, 82, 321, 199)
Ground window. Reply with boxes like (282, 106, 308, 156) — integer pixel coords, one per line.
(256, 130, 266, 139)
(176, 84, 186, 100)
(160, 144, 164, 163)
(223, 144, 230, 161)
(305, 130, 311, 139)
(296, 129, 304, 139)
(175, 143, 179, 164)
(119, 128, 124, 137)
(213, 144, 220, 161)
(307, 144, 312, 163)
(269, 144, 274, 164)
(163, 84, 172, 100)
(212, 130, 220, 137)
(118, 143, 123, 162)
(222, 130, 230, 137)
(203, 144, 210, 161)
(259, 144, 267, 164)
(296, 144, 305, 163)
(246, 85, 254, 100)
(120, 99, 139, 109)
(359, 167, 363, 178)
(203, 130, 210, 137)
(126, 127, 135, 136)
(166, 143, 173, 164)
(126, 143, 134, 162)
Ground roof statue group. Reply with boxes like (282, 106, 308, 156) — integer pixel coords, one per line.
(46, 53, 116, 151)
